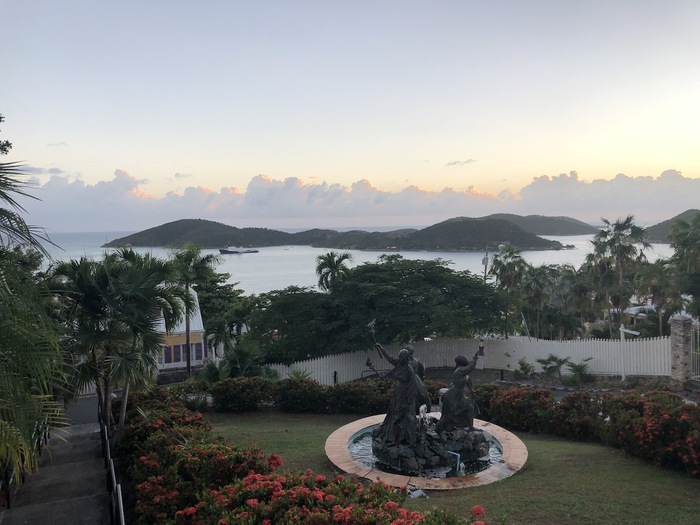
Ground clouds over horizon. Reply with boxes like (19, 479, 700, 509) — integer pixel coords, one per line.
(16, 169, 700, 233)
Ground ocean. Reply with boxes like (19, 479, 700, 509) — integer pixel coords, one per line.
(40, 232, 674, 296)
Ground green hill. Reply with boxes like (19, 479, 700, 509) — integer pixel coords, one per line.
(104, 217, 565, 251)
(103, 219, 292, 248)
(484, 214, 598, 235)
(645, 209, 700, 242)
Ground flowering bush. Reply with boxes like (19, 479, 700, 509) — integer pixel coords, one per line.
(473, 383, 505, 422)
(489, 386, 554, 432)
(598, 390, 700, 476)
(549, 391, 603, 442)
(120, 389, 488, 524)
(210, 377, 275, 412)
(274, 378, 330, 413)
(327, 379, 393, 415)
(115, 404, 212, 459)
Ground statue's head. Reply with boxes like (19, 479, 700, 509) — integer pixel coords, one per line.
(405, 344, 415, 357)
(455, 354, 469, 367)
(398, 348, 411, 361)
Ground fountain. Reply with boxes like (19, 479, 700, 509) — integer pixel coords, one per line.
(325, 339, 528, 490)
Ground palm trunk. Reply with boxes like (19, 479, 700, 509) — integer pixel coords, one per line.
(186, 313, 192, 376)
(118, 380, 130, 429)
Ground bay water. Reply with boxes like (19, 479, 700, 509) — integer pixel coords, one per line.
(41, 232, 673, 296)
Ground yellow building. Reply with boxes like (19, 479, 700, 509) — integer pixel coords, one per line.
(156, 289, 212, 371)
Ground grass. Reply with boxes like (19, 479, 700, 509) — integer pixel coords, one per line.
(207, 409, 700, 525)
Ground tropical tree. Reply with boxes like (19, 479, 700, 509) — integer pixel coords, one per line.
(669, 211, 700, 317)
(669, 211, 700, 274)
(489, 245, 528, 336)
(316, 251, 353, 291)
(589, 215, 650, 332)
(171, 243, 221, 376)
(50, 249, 183, 431)
(521, 263, 555, 339)
(0, 246, 65, 484)
(633, 258, 683, 337)
(0, 114, 65, 484)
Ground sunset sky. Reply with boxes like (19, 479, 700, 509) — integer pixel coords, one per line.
(3, 2, 700, 232)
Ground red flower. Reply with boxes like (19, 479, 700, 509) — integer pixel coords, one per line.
(470, 504, 486, 518)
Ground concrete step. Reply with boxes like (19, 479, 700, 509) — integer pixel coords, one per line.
(0, 422, 110, 525)
(0, 493, 110, 525)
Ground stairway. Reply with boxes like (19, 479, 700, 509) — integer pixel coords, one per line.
(0, 423, 110, 525)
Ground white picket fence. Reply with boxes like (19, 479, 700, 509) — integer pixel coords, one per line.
(269, 336, 672, 385)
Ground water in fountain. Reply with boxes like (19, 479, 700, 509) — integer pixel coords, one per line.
(349, 425, 503, 478)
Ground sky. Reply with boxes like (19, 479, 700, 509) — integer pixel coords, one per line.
(3, 1, 700, 233)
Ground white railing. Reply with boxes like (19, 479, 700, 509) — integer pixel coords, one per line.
(269, 336, 672, 385)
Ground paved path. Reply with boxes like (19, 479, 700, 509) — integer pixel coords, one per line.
(0, 423, 110, 525)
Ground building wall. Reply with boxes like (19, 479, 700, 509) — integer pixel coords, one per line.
(157, 332, 207, 370)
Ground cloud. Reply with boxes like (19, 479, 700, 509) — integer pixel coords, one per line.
(22, 166, 65, 175)
(13, 169, 700, 232)
(47, 142, 68, 147)
(446, 159, 477, 167)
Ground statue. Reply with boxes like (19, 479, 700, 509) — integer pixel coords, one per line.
(375, 343, 432, 416)
(372, 348, 418, 446)
(437, 353, 480, 433)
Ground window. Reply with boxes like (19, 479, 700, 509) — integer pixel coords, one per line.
(174, 345, 181, 362)
(163, 346, 172, 364)
(195, 343, 203, 361)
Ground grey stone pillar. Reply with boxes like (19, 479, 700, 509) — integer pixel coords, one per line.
(670, 314, 692, 385)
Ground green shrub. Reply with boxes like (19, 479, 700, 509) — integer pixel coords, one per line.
(210, 377, 275, 412)
(512, 358, 535, 380)
(423, 379, 450, 404)
(474, 383, 505, 421)
(327, 379, 393, 415)
(550, 391, 602, 441)
(565, 358, 595, 385)
(489, 386, 554, 433)
(274, 378, 329, 413)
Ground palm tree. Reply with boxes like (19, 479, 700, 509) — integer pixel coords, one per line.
(0, 247, 65, 485)
(108, 249, 183, 428)
(669, 211, 700, 274)
(51, 249, 183, 431)
(489, 245, 527, 336)
(0, 114, 65, 482)
(593, 215, 650, 285)
(634, 258, 682, 336)
(590, 215, 650, 331)
(171, 244, 221, 376)
(315, 251, 353, 292)
(522, 263, 556, 339)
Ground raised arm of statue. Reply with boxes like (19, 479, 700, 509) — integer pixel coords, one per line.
(375, 343, 398, 365)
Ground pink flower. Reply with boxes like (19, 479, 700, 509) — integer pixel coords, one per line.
(470, 504, 486, 518)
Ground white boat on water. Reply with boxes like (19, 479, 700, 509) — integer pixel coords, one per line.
(219, 247, 259, 255)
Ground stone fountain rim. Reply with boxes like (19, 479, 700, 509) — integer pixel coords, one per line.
(324, 413, 528, 491)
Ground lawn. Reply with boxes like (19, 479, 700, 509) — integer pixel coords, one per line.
(207, 409, 700, 525)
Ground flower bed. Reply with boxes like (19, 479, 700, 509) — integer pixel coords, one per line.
(117, 389, 493, 524)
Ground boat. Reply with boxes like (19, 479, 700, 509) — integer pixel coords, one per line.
(219, 248, 259, 255)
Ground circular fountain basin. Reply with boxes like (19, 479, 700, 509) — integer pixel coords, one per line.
(325, 414, 527, 490)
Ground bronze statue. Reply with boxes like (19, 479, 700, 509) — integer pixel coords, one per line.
(373, 348, 418, 446)
(437, 352, 480, 432)
(375, 343, 432, 415)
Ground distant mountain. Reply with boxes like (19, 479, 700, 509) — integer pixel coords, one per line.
(103, 219, 293, 248)
(645, 209, 700, 242)
(104, 216, 565, 251)
(483, 214, 598, 235)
